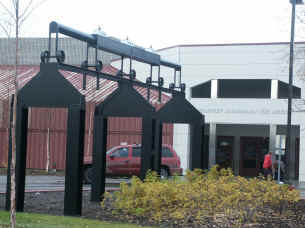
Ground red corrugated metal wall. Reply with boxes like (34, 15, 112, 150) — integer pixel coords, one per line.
(0, 102, 173, 170)
(0, 99, 10, 167)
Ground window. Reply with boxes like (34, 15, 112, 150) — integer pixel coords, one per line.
(111, 147, 129, 158)
(132, 147, 141, 157)
(162, 147, 173, 157)
(132, 147, 173, 157)
(277, 81, 301, 99)
(218, 79, 271, 98)
(191, 81, 211, 98)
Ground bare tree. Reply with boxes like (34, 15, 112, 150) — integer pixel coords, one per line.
(0, 1, 46, 227)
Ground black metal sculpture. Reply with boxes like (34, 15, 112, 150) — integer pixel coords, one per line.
(6, 63, 86, 216)
(6, 21, 206, 217)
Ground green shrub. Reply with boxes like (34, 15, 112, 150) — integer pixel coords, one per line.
(102, 166, 300, 226)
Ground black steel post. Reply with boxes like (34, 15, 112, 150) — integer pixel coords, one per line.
(121, 56, 124, 74)
(96, 45, 100, 90)
(129, 58, 132, 75)
(286, 0, 297, 180)
(55, 31, 59, 53)
(140, 117, 154, 180)
(82, 44, 89, 90)
(174, 70, 176, 87)
(147, 65, 152, 102)
(202, 124, 208, 170)
(158, 66, 161, 103)
(153, 120, 162, 175)
(91, 114, 108, 202)
(15, 106, 28, 212)
(64, 106, 85, 216)
(48, 30, 51, 55)
(189, 120, 204, 170)
(5, 94, 14, 210)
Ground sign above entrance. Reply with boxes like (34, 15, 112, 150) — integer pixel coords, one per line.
(200, 108, 286, 115)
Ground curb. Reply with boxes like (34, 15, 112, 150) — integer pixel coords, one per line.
(0, 187, 120, 194)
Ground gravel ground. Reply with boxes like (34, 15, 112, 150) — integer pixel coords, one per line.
(1, 191, 305, 228)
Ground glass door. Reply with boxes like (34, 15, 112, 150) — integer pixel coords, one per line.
(216, 136, 234, 170)
(240, 137, 269, 177)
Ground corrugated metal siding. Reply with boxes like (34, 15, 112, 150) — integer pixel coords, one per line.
(0, 129, 8, 167)
(0, 99, 10, 168)
(26, 107, 68, 170)
(49, 131, 67, 170)
(0, 104, 173, 170)
(27, 131, 46, 169)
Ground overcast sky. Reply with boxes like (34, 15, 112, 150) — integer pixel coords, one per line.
(2, 0, 305, 49)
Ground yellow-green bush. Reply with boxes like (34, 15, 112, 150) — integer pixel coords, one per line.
(101, 166, 300, 226)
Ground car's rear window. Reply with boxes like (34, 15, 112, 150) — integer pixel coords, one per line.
(162, 147, 173, 157)
(106, 147, 118, 154)
(110, 147, 129, 158)
(132, 147, 141, 157)
(132, 146, 173, 158)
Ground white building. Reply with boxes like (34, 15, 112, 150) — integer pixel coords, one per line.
(112, 42, 305, 182)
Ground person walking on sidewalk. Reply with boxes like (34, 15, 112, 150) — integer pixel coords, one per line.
(263, 151, 274, 179)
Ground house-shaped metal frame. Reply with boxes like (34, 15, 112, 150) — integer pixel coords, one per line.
(153, 92, 206, 173)
(6, 63, 86, 216)
(91, 80, 155, 201)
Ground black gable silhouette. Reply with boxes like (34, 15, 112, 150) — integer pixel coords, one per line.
(18, 63, 84, 108)
(156, 92, 203, 123)
(98, 80, 154, 117)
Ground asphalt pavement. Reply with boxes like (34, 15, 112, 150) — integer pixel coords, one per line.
(0, 175, 127, 193)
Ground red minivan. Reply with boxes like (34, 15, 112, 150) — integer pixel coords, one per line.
(83, 144, 182, 183)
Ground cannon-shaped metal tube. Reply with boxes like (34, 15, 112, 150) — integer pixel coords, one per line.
(50, 21, 96, 44)
(49, 21, 181, 69)
(160, 58, 181, 71)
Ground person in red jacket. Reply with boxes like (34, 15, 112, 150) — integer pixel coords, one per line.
(263, 151, 274, 179)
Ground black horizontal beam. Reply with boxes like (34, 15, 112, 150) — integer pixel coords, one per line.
(160, 59, 181, 71)
(49, 21, 181, 70)
(50, 22, 96, 45)
(58, 63, 180, 94)
(95, 35, 160, 65)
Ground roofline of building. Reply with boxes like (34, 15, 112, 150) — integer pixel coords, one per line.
(110, 41, 305, 63)
(156, 41, 305, 52)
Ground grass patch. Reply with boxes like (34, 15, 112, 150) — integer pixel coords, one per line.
(0, 211, 153, 228)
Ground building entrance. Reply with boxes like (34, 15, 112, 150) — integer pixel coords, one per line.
(240, 137, 269, 177)
(216, 136, 234, 170)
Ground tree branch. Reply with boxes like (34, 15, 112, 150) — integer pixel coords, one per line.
(19, 0, 34, 19)
(0, 22, 12, 37)
(0, 1, 16, 21)
(19, 0, 47, 27)
(12, 0, 17, 11)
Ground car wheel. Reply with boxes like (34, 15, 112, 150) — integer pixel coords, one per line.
(160, 167, 169, 179)
(84, 167, 93, 184)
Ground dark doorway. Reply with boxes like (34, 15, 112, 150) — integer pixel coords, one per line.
(216, 136, 234, 170)
(240, 137, 269, 177)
